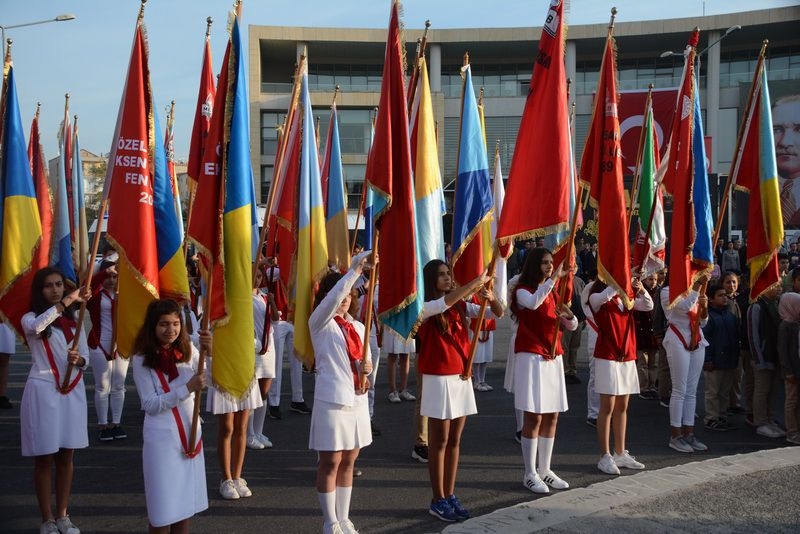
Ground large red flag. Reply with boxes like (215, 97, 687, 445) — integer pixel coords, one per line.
(364, 1, 423, 338)
(580, 33, 633, 307)
(187, 29, 215, 184)
(496, 0, 571, 249)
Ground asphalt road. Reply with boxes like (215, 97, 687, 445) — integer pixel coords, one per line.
(0, 318, 791, 533)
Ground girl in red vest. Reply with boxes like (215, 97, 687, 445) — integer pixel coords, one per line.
(587, 278, 653, 475)
(87, 261, 129, 442)
(417, 259, 503, 522)
(511, 247, 576, 494)
(470, 294, 497, 391)
(21, 267, 90, 534)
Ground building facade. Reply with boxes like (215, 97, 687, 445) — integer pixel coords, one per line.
(249, 6, 800, 238)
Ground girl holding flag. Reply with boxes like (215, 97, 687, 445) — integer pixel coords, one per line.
(309, 250, 374, 534)
(512, 248, 577, 494)
(131, 299, 210, 533)
(417, 259, 503, 522)
(21, 267, 90, 534)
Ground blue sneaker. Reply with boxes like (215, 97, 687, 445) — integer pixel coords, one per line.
(447, 494, 470, 519)
(429, 498, 458, 522)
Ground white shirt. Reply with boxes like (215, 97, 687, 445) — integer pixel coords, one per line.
(515, 278, 578, 331)
(588, 286, 654, 313)
(22, 307, 89, 383)
(661, 286, 709, 347)
(309, 268, 370, 407)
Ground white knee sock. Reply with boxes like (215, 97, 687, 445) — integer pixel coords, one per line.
(521, 437, 537, 478)
(538, 436, 555, 474)
(318, 491, 337, 527)
(251, 403, 267, 437)
(335, 485, 352, 523)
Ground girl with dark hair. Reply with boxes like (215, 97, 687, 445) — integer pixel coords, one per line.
(21, 267, 89, 534)
(512, 248, 577, 494)
(309, 251, 374, 534)
(131, 299, 210, 533)
(418, 259, 503, 522)
(588, 278, 653, 475)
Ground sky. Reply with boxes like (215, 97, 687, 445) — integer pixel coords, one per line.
(2, 0, 797, 161)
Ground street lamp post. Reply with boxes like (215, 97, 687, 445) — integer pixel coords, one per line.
(659, 24, 742, 60)
(0, 13, 76, 58)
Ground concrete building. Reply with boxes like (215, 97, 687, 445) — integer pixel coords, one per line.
(249, 6, 800, 237)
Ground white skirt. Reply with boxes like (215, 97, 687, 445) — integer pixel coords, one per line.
(471, 331, 494, 364)
(309, 396, 372, 451)
(420, 374, 478, 419)
(594, 358, 640, 396)
(21, 376, 89, 456)
(254, 349, 276, 379)
(0, 322, 16, 353)
(205, 378, 263, 414)
(382, 330, 416, 354)
(513, 353, 569, 414)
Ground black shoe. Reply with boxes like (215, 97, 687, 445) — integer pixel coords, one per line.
(564, 374, 581, 385)
(727, 405, 746, 415)
(98, 428, 115, 441)
(290, 401, 311, 414)
(412, 445, 429, 463)
(371, 422, 382, 436)
(111, 425, 127, 440)
(268, 405, 282, 420)
(515, 431, 522, 444)
(639, 390, 658, 400)
(659, 398, 671, 408)
(586, 418, 597, 428)
(0, 395, 12, 409)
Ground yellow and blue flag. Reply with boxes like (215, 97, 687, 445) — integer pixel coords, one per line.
(0, 65, 42, 333)
(732, 55, 783, 301)
(322, 103, 349, 272)
(451, 64, 493, 286)
(53, 107, 76, 284)
(293, 65, 329, 367)
(409, 56, 445, 267)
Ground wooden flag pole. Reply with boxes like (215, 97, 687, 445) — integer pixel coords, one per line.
(406, 20, 431, 111)
(187, 271, 213, 453)
(626, 85, 654, 235)
(253, 57, 305, 287)
(460, 251, 498, 380)
(358, 230, 380, 392)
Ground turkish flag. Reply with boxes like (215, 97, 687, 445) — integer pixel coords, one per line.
(618, 88, 678, 174)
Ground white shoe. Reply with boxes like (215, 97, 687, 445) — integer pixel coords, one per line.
(757, 424, 783, 438)
(55, 516, 80, 534)
(234, 478, 252, 498)
(220, 479, 240, 500)
(613, 450, 645, 469)
(538, 469, 569, 489)
(40, 521, 59, 534)
(668, 436, 694, 453)
(597, 453, 621, 475)
(246, 435, 265, 450)
(339, 519, 359, 534)
(322, 521, 345, 534)
(399, 389, 416, 401)
(481, 382, 493, 391)
(770, 423, 787, 437)
(258, 434, 274, 448)
(523, 473, 549, 494)
(684, 433, 708, 452)
(387, 391, 401, 403)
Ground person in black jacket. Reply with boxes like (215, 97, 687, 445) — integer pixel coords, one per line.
(702, 285, 740, 431)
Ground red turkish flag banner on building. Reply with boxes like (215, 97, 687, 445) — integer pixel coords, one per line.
(618, 88, 678, 174)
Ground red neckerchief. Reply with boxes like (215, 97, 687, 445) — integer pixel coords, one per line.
(333, 315, 363, 388)
(52, 315, 76, 344)
(156, 346, 180, 382)
(154, 368, 203, 458)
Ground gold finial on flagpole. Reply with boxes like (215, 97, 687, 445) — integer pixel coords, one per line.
(35, 102, 41, 119)
(609, 7, 618, 30)
(463, 51, 469, 67)
(138, 0, 147, 23)
(206, 17, 213, 38)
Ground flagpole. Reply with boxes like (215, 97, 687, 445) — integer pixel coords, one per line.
(350, 107, 378, 256)
(450, 52, 470, 265)
(359, 230, 380, 391)
(461, 251, 497, 380)
(188, 271, 213, 453)
(406, 20, 431, 112)
(253, 57, 305, 287)
(626, 85, 654, 235)
(712, 40, 768, 250)
(73, 114, 88, 277)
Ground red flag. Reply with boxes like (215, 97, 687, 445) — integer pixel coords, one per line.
(364, 1, 423, 338)
(580, 34, 633, 307)
(28, 107, 53, 270)
(187, 34, 215, 184)
(496, 0, 570, 249)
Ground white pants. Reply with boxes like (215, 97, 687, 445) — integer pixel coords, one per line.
(664, 332, 705, 428)
(585, 332, 599, 419)
(89, 347, 129, 425)
(268, 321, 304, 405)
(366, 331, 380, 418)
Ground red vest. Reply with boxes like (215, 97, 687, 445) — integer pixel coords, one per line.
(468, 295, 496, 340)
(513, 284, 562, 358)
(417, 302, 470, 375)
(591, 297, 636, 362)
